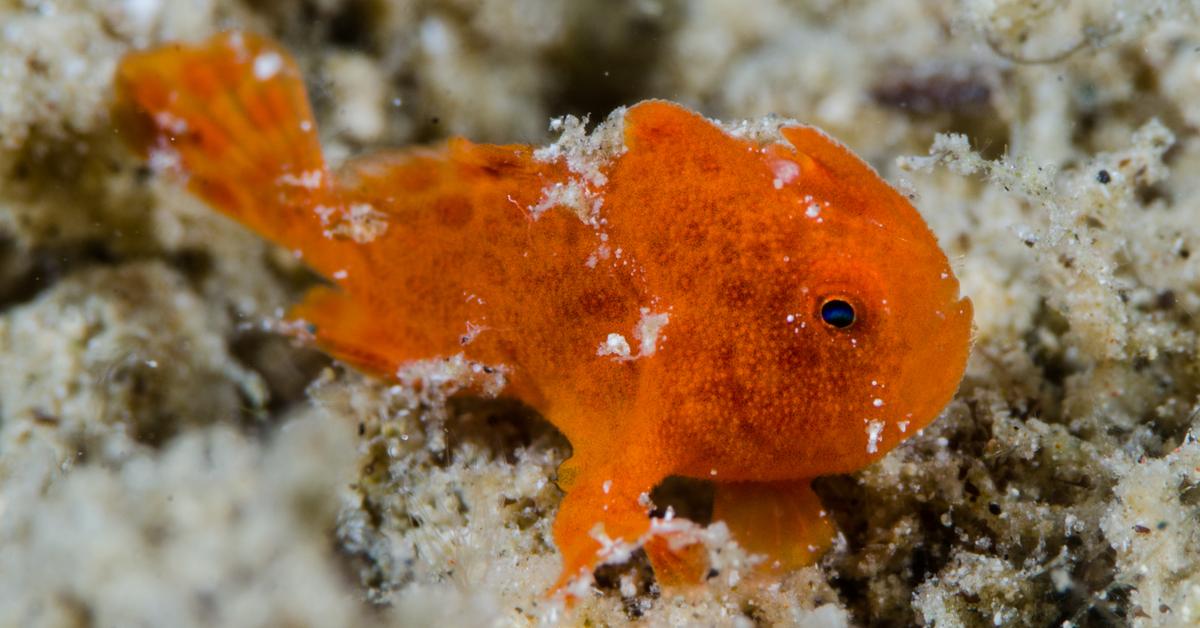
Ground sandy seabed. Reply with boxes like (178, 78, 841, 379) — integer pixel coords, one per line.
(2, 0, 1200, 626)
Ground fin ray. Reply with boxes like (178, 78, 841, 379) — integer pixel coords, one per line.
(114, 31, 331, 250)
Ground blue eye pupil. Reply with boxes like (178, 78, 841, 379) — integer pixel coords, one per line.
(821, 299, 855, 328)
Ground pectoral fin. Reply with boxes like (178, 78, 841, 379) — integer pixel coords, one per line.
(289, 285, 425, 377)
(643, 531, 710, 587)
(643, 479, 835, 587)
(712, 479, 835, 572)
(551, 453, 663, 593)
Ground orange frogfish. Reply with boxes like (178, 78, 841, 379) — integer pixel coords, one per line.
(113, 32, 972, 591)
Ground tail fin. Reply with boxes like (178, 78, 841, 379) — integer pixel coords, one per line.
(113, 31, 332, 249)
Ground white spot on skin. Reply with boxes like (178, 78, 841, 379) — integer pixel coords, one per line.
(461, 321, 487, 345)
(532, 181, 599, 224)
(153, 111, 188, 135)
(531, 109, 627, 225)
(602, 480, 612, 494)
(329, 203, 389, 243)
(635, 308, 670, 356)
(226, 32, 247, 58)
(598, 308, 670, 361)
(300, 120, 313, 132)
(769, 158, 800, 190)
(391, 352, 509, 401)
(315, 203, 389, 242)
(898, 421, 909, 433)
(873, 398, 884, 407)
(253, 51, 283, 81)
(278, 170, 323, 189)
(313, 205, 336, 226)
(597, 333, 632, 359)
(332, 269, 348, 280)
(866, 419, 885, 454)
(786, 314, 795, 323)
(584, 243, 612, 268)
(806, 203, 821, 218)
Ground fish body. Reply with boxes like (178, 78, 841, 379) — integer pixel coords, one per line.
(114, 32, 972, 590)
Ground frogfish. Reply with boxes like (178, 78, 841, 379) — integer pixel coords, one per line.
(113, 31, 973, 592)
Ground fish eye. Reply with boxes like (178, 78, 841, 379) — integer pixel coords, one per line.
(820, 299, 856, 329)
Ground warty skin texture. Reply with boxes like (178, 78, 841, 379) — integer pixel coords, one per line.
(113, 31, 972, 592)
